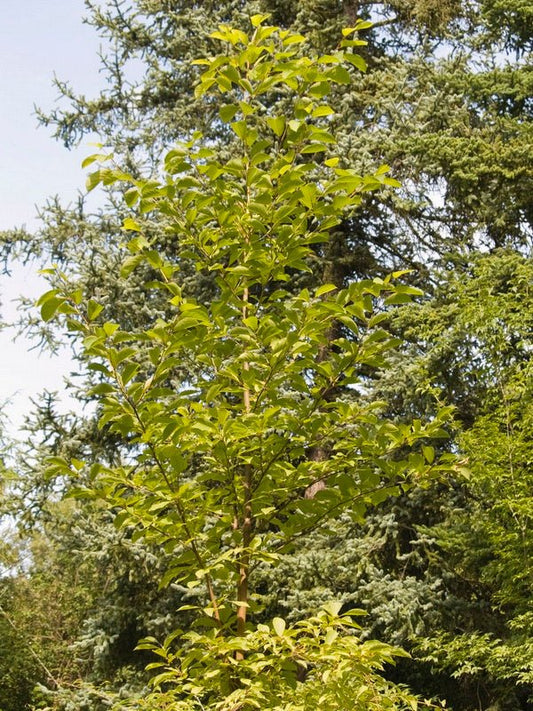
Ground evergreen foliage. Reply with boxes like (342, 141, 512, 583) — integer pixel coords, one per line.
(400, 252, 533, 708)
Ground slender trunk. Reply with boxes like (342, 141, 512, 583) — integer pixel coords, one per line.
(236, 465, 252, 638)
(236, 285, 253, 654)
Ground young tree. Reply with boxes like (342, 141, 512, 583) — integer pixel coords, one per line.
(41, 18, 452, 709)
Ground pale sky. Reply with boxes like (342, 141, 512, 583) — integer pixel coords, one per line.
(0, 0, 106, 438)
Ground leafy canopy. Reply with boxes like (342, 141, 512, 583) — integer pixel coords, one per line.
(40, 17, 451, 710)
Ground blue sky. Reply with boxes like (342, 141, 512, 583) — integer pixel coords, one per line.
(0, 1, 106, 436)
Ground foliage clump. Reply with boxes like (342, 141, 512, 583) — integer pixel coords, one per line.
(38, 16, 452, 710)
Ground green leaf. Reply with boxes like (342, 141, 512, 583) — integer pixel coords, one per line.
(89, 383, 115, 396)
(36, 288, 59, 306)
(103, 323, 119, 337)
(301, 143, 327, 153)
(272, 617, 286, 636)
(383, 176, 402, 187)
(81, 152, 112, 169)
(325, 628, 338, 645)
(323, 601, 343, 617)
(219, 104, 239, 122)
(282, 33, 306, 46)
(121, 254, 143, 278)
(123, 218, 142, 233)
(423, 446, 435, 464)
(316, 284, 337, 297)
(86, 170, 102, 192)
(312, 105, 335, 118)
(309, 82, 330, 98)
(230, 120, 248, 139)
(250, 13, 271, 27)
(328, 65, 352, 84)
(342, 21, 373, 36)
(87, 300, 104, 321)
(124, 188, 139, 207)
(344, 53, 367, 72)
(266, 116, 286, 137)
(40, 296, 65, 322)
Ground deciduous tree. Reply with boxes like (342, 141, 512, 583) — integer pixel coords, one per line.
(40, 19, 452, 708)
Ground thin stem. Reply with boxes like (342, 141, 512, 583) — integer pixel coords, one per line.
(110, 361, 222, 626)
(268, 481, 402, 557)
(236, 284, 253, 648)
